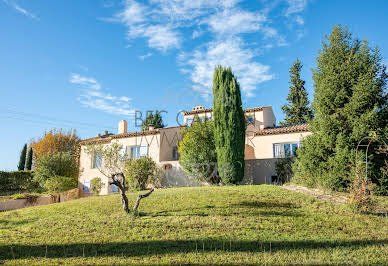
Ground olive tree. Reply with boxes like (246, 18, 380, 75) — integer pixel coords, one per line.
(84, 142, 154, 214)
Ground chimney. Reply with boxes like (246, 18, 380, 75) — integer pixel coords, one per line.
(148, 124, 155, 131)
(192, 106, 204, 111)
(97, 133, 101, 137)
(104, 130, 109, 136)
(118, 120, 128, 134)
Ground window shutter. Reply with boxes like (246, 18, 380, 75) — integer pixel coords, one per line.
(83, 180, 90, 193)
(119, 147, 126, 159)
(273, 144, 281, 158)
(140, 145, 148, 157)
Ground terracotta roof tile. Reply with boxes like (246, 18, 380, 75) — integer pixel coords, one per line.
(254, 123, 310, 136)
(183, 106, 267, 115)
(80, 130, 160, 145)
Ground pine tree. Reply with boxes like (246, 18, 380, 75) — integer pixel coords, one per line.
(17, 144, 27, 171)
(281, 59, 313, 125)
(293, 25, 388, 193)
(213, 66, 246, 184)
(25, 147, 33, 170)
(142, 110, 165, 131)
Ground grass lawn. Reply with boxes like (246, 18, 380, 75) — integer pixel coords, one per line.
(0, 185, 387, 265)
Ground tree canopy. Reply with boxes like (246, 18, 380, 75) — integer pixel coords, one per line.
(213, 66, 246, 184)
(293, 25, 388, 194)
(178, 119, 219, 184)
(29, 129, 80, 161)
(142, 110, 165, 131)
(17, 144, 27, 171)
(281, 58, 313, 125)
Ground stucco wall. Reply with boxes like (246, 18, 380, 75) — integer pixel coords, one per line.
(159, 127, 182, 161)
(0, 196, 52, 212)
(242, 159, 278, 185)
(246, 132, 311, 159)
(159, 161, 204, 187)
(262, 107, 277, 128)
(79, 144, 111, 195)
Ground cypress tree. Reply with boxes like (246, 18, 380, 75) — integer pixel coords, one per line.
(25, 147, 33, 170)
(281, 58, 313, 125)
(293, 25, 388, 193)
(213, 66, 246, 184)
(17, 143, 27, 171)
(142, 110, 165, 131)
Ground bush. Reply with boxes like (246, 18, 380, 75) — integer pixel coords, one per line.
(123, 157, 159, 190)
(0, 171, 39, 192)
(44, 175, 77, 193)
(275, 158, 294, 185)
(348, 165, 376, 213)
(90, 177, 104, 195)
(178, 120, 220, 184)
(34, 152, 78, 187)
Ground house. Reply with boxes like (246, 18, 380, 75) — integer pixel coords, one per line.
(78, 106, 311, 195)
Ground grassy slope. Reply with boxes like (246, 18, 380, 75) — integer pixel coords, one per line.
(0, 185, 387, 265)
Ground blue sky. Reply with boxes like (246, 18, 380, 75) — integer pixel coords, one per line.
(1, 0, 388, 170)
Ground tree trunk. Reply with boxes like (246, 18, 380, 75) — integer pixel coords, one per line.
(110, 173, 130, 214)
(133, 188, 154, 212)
(120, 189, 130, 213)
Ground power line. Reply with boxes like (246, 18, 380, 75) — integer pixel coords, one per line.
(0, 108, 123, 131)
(0, 114, 115, 131)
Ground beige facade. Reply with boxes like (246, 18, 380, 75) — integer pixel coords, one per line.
(79, 106, 311, 194)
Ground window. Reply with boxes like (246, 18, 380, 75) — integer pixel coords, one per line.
(83, 180, 90, 193)
(91, 152, 102, 169)
(172, 146, 179, 160)
(111, 184, 118, 193)
(273, 142, 300, 158)
(247, 116, 254, 124)
(129, 145, 148, 159)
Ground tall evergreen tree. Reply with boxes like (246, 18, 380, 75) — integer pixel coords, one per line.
(25, 147, 33, 170)
(293, 25, 388, 193)
(213, 66, 246, 184)
(281, 59, 313, 125)
(17, 143, 27, 171)
(142, 110, 165, 131)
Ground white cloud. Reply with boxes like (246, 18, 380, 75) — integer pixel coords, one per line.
(138, 52, 152, 60)
(130, 24, 180, 51)
(118, 0, 146, 25)
(192, 29, 203, 39)
(70, 73, 134, 117)
(70, 73, 101, 90)
(110, 0, 310, 96)
(2, 0, 39, 20)
(285, 0, 308, 16)
(206, 9, 266, 36)
(295, 15, 304, 25)
(182, 38, 273, 97)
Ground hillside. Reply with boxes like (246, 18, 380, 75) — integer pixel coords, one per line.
(0, 185, 387, 265)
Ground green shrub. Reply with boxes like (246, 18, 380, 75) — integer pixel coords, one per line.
(123, 157, 159, 190)
(44, 175, 77, 193)
(90, 177, 104, 195)
(0, 171, 39, 192)
(292, 26, 387, 193)
(275, 158, 294, 185)
(348, 165, 376, 213)
(178, 120, 220, 184)
(34, 152, 78, 187)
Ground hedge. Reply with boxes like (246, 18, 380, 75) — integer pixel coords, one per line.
(0, 171, 39, 192)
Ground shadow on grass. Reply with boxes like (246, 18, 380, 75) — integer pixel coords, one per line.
(235, 200, 299, 209)
(149, 202, 302, 218)
(0, 218, 37, 226)
(1, 239, 386, 260)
